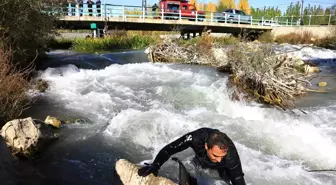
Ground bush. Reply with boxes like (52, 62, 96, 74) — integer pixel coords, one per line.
(317, 27, 336, 50)
(47, 38, 73, 49)
(0, 0, 56, 120)
(227, 43, 307, 108)
(0, 46, 32, 121)
(275, 31, 316, 45)
(258, 32, 274, 43)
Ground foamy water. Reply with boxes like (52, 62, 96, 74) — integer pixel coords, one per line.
(37, 48, 336, 185)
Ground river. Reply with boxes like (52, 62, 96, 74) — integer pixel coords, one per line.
(1, 46, 336, 185)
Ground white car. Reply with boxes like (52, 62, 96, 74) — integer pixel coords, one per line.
(258, 20, 280, 26)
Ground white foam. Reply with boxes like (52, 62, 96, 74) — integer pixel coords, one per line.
(38, 50, 336, 184)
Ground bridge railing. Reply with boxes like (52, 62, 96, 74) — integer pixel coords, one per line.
(44, 3, 336, 27)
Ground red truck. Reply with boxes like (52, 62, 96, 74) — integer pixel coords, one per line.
(158, 0, 205, 21)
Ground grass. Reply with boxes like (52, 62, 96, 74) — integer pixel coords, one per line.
(256, 28, 335, 50)
(72, 35, 159, 52)
(48, 30, 174, 52)
(275, 31, 316, 45)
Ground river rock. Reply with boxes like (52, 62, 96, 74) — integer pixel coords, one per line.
(45, 115, 62, 128)
(0, 117, 59, 157)
(115, 159, 177, 185)
(318, 82, 327, 87)
(304, 64, 320, 74)
(44, 116, 62, 128)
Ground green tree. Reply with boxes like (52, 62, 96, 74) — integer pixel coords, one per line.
(0, 0, 56, 66)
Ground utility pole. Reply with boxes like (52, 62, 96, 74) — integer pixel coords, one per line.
(142, 0, 147, 9)
(300, 0, 304, 25)
(301, 0, 304, 16)
(142, 0, 147, 15)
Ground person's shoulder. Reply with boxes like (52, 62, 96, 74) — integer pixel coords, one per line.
(190, 127, 215, 140)
(193, 127, 221, 135)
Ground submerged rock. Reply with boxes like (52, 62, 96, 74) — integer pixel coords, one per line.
(115, 159, 177, 185)
(0, 117, 59, 157)
(35, 79, 49, 92)
(62, 117, 87, 124)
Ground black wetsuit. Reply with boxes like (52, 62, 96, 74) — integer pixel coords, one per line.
(152, 127, 246, 185)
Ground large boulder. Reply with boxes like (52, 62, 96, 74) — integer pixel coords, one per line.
(0, 117, 59, 157)
(115, 159, 177, 185)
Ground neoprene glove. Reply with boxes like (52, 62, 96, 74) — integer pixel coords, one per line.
(138, 163, 160, 177)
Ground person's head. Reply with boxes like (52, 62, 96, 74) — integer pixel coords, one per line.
(205, 131, 229, 163)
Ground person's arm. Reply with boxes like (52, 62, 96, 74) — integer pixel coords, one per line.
(151, 131, 194, 167)
(138, 129, 198, 177)
(219, 148, 246, 185)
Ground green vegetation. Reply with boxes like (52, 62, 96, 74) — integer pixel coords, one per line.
(72, 35, 159, 52)
(0, 0, 56, 121)
(48, 38, 73, 50)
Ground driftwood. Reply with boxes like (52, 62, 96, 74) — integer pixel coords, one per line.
(147, 38, 219, 66)
(115, 159, 177, 185)
(227, 43, 308, 108)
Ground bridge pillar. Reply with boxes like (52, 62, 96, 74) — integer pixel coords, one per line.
(187, 33, 190, 40)
(192, 32, 196, 38)
(180, 32, 184, 39)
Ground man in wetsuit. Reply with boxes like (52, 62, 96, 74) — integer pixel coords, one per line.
(138, 127, 246, 185)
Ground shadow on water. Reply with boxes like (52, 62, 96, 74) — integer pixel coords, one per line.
(36, 50, 149, 70)
(0, 133, 125, 185)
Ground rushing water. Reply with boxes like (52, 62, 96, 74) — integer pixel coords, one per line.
(1, 48, 336, 185)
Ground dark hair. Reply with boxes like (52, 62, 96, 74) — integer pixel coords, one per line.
(206, 131, 229, 151)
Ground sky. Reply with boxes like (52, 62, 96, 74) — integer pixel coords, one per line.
(102, 0, 335, 12)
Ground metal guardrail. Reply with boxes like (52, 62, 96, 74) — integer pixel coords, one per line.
(44, 3, 336, 27)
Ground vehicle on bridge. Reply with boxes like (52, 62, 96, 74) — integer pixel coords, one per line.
(159, 0, 206, 21)
(215, 9, 251, 24)
(258, 20, 280, 27)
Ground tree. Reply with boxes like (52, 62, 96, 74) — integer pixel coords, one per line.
(238, 0, 250, 14)
(198, 2, 205, 11)
(190, 0, 197, 6)
(217, 0, 235, 12)
(0, 0, 57, 120)
(205, 2, 217, 13)
(217, 1, 227, 12)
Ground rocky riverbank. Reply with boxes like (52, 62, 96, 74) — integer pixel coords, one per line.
(0, 116, 82, 158)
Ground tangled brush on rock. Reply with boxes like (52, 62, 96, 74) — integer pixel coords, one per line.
(227, 43, 309, 108)
(147, 37, 217, 66)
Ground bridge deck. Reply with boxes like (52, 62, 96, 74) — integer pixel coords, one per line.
(58, 16, 272, 34)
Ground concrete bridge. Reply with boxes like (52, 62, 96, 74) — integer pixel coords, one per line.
(51, 3, 335, 38)
(57, 15, 271, 37)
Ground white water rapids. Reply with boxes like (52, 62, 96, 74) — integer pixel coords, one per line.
(36, 49, 336, 185)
